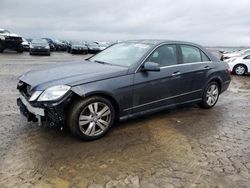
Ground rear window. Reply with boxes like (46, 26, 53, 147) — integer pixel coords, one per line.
(181, 45, 210, 63)
(201, 51, 210, 61)
(244, 55, 250, 59)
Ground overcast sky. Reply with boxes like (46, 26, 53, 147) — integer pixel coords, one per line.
(1, 0, 250, 46)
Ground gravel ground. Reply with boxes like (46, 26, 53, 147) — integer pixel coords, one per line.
(0, 51, 249, 188)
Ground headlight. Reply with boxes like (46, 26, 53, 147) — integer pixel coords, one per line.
(29, 91, 43, 101)
(30, 45, 34, 48)
(45, 45, 50, 49)
(38, 85, 71, 101)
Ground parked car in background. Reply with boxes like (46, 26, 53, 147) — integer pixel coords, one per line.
(21, 38, 30, 51)
(17, 40, 231, 140)
(30, 39, 50, 56)
(54, 40, 68, 51)
(221, 49, 250, 61)
(0, 28, 23, 53)
(42, 38, 56, 51)
(61, 40, 71, 49)
(68, 41, 88, 54)
(227, 54, 250, 75)
(85, 41, 101, 54)
(219, 49, 239, 54)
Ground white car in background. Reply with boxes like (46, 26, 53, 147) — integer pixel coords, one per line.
(227, 54, 250, 75)
(221, 49, 250, 61)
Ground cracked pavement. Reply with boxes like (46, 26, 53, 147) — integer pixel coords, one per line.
(0, 52, 249, 188)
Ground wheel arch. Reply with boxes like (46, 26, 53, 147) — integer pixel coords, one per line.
(233, 63, 248, 73)
(206, 77, 223, 93)
(70, 90, 120, 119)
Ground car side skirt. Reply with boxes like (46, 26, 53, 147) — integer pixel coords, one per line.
(119, 98, 201, 122)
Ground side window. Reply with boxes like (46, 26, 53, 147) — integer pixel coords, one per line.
(243, 55, 250, 59)
(181, 45, 201, 63)
(201, 51, 210, 62)
(147, 45, 177, 67)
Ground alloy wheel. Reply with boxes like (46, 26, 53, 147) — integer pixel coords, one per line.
(206, 84, 219, 106)
(78, 102, 111, 136)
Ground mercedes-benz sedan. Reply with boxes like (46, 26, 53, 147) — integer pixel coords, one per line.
(17, 40, 231, 140)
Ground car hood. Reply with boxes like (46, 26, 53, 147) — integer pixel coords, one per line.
(0, 33, 20, 37)
(19, 60, 129, 90)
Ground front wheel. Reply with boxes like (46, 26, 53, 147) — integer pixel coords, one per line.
(67, 96, 116, 140)
(199, 82, 220, 109)
(16, 45, 23, 53)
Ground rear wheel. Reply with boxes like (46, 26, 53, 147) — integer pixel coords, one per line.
(16, 45, 23, 53)
(67, 96, 115, 140)
(233, 64, 247, 76)
(199, 82, 220, 109)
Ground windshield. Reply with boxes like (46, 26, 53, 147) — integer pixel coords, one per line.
(89, 42, 152, 67)
(0, 29, 10, 34)
(31, 39, 47, 44)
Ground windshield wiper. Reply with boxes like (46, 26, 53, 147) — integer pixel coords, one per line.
(94, 60, 110, 64)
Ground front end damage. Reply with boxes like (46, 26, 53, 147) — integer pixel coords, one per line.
(17, 81, 74, 128)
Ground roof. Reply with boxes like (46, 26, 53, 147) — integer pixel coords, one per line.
(123, 39, 199, 46)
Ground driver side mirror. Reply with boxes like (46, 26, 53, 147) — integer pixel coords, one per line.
(141, 62, 160, 72)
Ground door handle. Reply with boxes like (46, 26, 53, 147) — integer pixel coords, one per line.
(171, 71, 181, 76)
(204, 65, 210, 69)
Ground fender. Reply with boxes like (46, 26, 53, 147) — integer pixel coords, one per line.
(204, 73, 223, 92)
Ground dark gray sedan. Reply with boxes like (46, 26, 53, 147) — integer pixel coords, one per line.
(30, 39, 50, 56)
(17, 40, 231, 140)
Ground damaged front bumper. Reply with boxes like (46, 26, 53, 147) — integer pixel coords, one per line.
(17, 92, 73, 127)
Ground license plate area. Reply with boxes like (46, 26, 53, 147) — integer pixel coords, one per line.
(19, 95, 45, 116)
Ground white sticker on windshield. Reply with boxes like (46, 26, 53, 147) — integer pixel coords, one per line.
(134, 44, 149, 49)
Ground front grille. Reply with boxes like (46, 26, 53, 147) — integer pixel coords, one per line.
(31, 48, 48, 52)
(17, 81, 32, 98)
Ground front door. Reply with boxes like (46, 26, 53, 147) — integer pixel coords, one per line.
(131, 44, 183, 113)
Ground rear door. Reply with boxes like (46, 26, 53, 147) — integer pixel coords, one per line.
(176, 44, 214, 102)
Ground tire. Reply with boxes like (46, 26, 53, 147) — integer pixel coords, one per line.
(0, 44, 4, 53)
(67, 96, 116, 140)
(199, 82, 220, 109)
(16, 45, 23, 53)
(233, 64, 247, 76)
